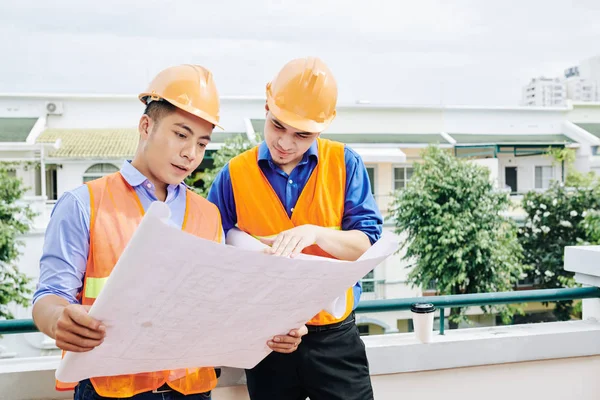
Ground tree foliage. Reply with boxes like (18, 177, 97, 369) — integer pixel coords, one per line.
(389, 146, 524, 328)
(0, 164, 35, 319)
(519, 149, 600, 320)
(186, 134, 260, 197)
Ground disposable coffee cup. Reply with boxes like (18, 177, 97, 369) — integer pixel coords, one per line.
(411, 303, 436, 344)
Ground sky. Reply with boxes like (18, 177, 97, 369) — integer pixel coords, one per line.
(1, 0, 599, 106)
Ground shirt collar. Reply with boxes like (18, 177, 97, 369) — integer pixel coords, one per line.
(119, 160, 182, 192)
(257, 141, 319, 166)
(120, 160, 148, 187)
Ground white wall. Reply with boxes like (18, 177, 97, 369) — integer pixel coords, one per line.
(0, 94, 264, 133)
(17, 166, 38, 197)
(468, 158, 500, 188)
(55, 160, 121, 198)
(497, 154, 561, 193)
(568, 103, 600, 122)
(369, 356, 600, 400)
(443, 108, 567, 134)
(330, 107, 444, 133)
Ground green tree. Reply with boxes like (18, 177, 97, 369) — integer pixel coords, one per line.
(547, 147, 599, 188)
(583, 210, 600, 244)
(186, 134, 261, 197)
(0, 164, 36, 319)
(519, 149, 600, 320)
(389, 146, 524, 328)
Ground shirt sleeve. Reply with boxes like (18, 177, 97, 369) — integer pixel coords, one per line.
(342, 146, 384, 244)
(33, 187, 91, 305)
(207, 163, 238, 237)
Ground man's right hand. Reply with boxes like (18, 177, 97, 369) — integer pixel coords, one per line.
(52, 304, 106, 352)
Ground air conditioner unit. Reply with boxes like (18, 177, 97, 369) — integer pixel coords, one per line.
(45, 101, 64, 115)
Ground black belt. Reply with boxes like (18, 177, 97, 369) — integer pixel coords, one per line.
(306, 312, 355, 333)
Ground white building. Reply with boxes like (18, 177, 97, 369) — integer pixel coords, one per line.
(523, 55, 600, 107)
(522, 77, 567, 107)
(567, 78, 599, 103)
(565, 62, 600, 103)
(579, 55, 600, 83)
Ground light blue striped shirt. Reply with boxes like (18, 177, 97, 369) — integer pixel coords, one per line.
(33, 160, 209, 305)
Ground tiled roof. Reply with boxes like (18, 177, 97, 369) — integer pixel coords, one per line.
(37, 128, 138, 158)
(36, 129, 245, 159)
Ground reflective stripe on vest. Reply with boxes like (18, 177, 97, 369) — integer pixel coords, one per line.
(84, 277, 109, 299)
(229, 138, 354, 326)
(56, 172, 221, 397)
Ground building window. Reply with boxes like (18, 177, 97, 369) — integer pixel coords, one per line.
(83, 163, 119, 183)
(394, 166, 414, 190)
(365, 166, 376, 195)
(534, 166, 554, 189)
(34, 165, 58, 200)
(357, 325, 370, 336)
(517, 275, 539, 288)
(361, 270, 375, 293)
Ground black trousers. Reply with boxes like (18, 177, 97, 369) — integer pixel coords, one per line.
(245, 313, 374, 400)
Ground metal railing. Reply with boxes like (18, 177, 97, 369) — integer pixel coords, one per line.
(355, 286, 600, 335)
(1, 287, 598, 337)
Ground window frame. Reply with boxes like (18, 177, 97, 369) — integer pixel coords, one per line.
(83, 163, 120, 183)
(392, 164, 414, 191)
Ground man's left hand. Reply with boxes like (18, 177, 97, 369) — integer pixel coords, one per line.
(260, 225, 322, 258)
(267, 325, 308, 354)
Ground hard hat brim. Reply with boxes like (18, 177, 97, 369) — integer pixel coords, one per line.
(139, 93, 224, 130)
(267, 96, 335, 134)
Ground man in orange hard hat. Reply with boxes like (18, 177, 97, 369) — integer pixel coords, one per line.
(208, 57, 383, 399)
(32, 64, 307, 400)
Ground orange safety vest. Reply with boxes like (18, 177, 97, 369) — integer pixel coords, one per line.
(55, 172, 221, 398)
(229, 138, 354, 326)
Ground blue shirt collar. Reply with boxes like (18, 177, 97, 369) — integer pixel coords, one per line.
(257, 141, 319, 167)
(120, 160, 182, 192)
(120, 160, 147, 187)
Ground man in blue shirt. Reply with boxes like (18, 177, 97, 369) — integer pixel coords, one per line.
(208, 57, 383, 400)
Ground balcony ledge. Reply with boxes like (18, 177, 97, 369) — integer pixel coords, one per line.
(3, 319, 600, 400)
(363, 318, 600, 375)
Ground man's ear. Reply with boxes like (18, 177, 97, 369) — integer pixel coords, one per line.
(139, 115, 152, 139)
(264, 102, 269, 116)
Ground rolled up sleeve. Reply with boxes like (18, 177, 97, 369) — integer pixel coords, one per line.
(33, 189, 90, 305)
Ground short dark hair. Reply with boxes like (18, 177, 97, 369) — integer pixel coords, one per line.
(143, 100, 177, 124)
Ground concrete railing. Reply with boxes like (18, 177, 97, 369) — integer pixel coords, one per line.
(3, 317, 600, 400)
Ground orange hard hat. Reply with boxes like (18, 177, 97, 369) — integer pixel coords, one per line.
(266, 57, 338, 133)
(139, 64, 222, 129)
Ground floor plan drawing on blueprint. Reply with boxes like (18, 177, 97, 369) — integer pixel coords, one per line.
(56, 201, 398, 383)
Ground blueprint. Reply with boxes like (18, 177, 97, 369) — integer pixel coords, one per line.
(56, 201, 398, 382)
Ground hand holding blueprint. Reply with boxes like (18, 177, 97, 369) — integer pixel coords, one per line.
(56, 202, 398, 382)
(225, 228, 348, 318)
